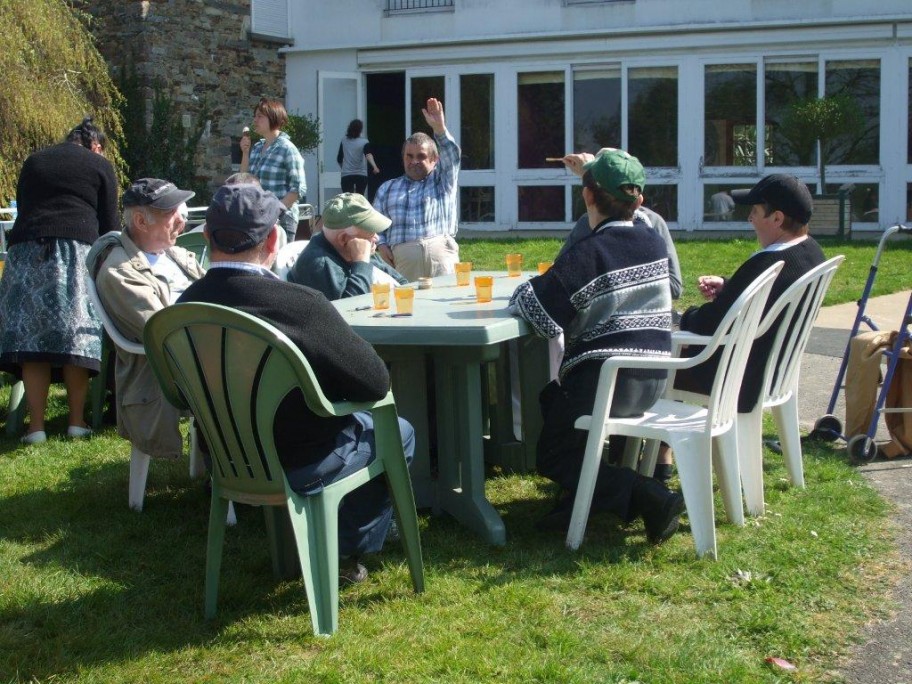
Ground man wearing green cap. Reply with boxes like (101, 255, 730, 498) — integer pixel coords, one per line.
(509, 148, 684, 544)
(289, 192, 406, 300)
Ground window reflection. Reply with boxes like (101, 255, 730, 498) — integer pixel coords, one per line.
(518, 186, 565, 222)
(410, 76, 445, 135)
(642, 185, 677, 223)
(703, 184, 749, 222)
(766, 60, 818, 166)
(460, 74, 494, 170)
(460, 187, 495, 222)
(704, 64, 757, 167)
(825, 60, 880, 165)
(573, 67, 621, 153)
(518, 72, 564, 169)
(823, 183, 879, 222)
(628, 66, 678, 167)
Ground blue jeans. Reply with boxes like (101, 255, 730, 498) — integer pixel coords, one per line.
(284, 411, 415, 557)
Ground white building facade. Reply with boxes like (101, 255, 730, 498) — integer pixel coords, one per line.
(272, 0, 912, 233)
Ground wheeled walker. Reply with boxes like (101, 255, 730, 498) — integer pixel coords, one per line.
(811, 224, 912, 462)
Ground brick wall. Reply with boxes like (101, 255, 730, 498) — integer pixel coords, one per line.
(77, 0, 287, 200)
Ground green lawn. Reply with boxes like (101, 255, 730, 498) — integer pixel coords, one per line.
(460, 235, 912, 311)
(1, 235, 909, 682)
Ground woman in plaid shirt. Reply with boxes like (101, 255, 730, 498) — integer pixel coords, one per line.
(240, 97, 306, 242)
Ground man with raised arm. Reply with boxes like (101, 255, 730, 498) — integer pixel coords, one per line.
(373, 98, 460, 282)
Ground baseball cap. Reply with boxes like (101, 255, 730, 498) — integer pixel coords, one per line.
(322, 193, 391, 234)
(205, 183, 284, 254)
(123, 178, 194, 210)
(731, 174, 814, 225)
(582, 148, 646, 202)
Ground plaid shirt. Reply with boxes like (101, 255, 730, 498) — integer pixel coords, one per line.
(374, 131, 460, 247)
(249, 132, 306, 222)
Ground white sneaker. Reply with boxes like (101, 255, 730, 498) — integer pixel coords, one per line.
(67, 425, 93, 439)
(20, 430, 47, 445)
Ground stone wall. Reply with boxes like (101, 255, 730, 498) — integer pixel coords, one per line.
(77, 0, 288, 200)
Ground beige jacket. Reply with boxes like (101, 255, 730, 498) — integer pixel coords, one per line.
(89, 230, 206, 458)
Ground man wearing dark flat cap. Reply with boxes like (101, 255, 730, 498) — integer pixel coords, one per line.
(89, 178, 205, 472)
(178, 183, 414, 582)
(675, 174, 826, 411)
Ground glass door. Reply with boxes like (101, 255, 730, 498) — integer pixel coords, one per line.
(318, 71, 363, 208)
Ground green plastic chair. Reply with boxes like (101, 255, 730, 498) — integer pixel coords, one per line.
(174, 231, 209, 268)
(143, 302, 424, 636)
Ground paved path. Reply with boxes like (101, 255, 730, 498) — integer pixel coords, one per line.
(801, 291, 912, 682)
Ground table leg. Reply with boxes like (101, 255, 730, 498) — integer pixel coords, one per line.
(517, 335, 550, 472)
(378, 347, 435, 510)
(435, 357, 506, 546)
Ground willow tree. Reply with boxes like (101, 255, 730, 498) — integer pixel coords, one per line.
(0, 0, 125, 204)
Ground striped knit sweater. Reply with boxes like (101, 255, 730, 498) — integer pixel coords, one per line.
(509, 219, 672, 380)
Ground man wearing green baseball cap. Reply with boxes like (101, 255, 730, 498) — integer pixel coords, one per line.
(289, 192, 407, 300)
(509, 148, 683, 544)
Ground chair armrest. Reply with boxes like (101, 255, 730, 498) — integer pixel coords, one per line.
(672, 330, 712, 347)
(323, 390, 397, 418)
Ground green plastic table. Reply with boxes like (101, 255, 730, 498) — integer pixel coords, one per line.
(332, 271, 550, 545)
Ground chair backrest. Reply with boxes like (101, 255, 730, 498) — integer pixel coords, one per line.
(84, 266, 146, 355)
(757, 255, 844, 405)
(273, 240, 309, 280)
(175, 231, 209, 268)
(143, 303, 383, 502)
(702, 261, 783, 433)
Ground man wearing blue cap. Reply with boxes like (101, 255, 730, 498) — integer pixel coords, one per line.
(178, 183, 414, 582)
(509, 149, 684, 544)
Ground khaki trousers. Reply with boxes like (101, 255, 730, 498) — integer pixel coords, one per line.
(391, 234, 459, 282)
(845, 330, 912, 457)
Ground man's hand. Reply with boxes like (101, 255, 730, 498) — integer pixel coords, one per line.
(697, 275, 725, 301)
(561, 153, 596, 178)
(422, 98, 446, 136)
(378, 244, 395, 267)
(239, 134, 251, 155)
(346, 236, 374, 263)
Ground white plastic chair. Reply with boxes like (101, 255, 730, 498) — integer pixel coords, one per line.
(733, 256, 844, 515)
(566, 261, 783, 559)
(273, 240, 309, 280)
(86, 272, 228, 519)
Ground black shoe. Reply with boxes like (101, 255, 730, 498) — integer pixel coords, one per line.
(633, 476, 686, 544)
(536, 490, 612, 533)
(535, 493, 575, 533)
(652, 462, 674, 484)
(339, 557, 368, 585)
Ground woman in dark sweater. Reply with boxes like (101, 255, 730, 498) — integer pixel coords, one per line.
(0, 117, 119, 444)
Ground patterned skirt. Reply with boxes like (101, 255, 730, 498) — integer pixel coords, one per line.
(0, 238, 102, 376)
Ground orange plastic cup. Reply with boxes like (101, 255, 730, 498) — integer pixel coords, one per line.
(394, 286, 414, 315)
(537, 261, 553, 275)
(474, 275, 494, 303)
(455, 261, 473, 286)
(371, 282, 391, 310)
(505, 253, 523, 277)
